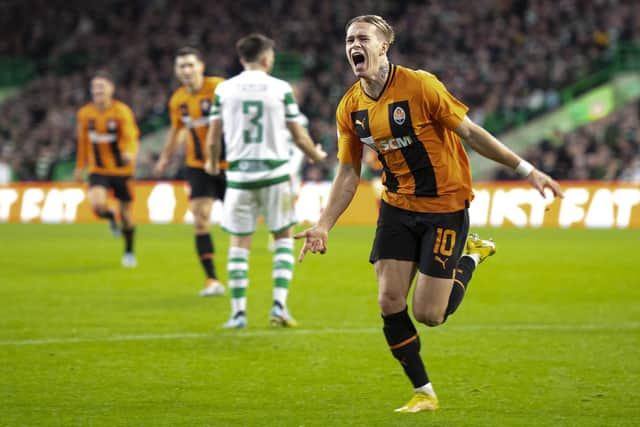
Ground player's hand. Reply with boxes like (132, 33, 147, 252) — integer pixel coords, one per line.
(293, 226, 329, 262)
(311, 144, 328, 164)
(527, 169, 564, 199)
(204, 160, 219, 176)
(121, 153, 134, 165)
(153, 158, 168, 177)
(73, 169, 84, 183)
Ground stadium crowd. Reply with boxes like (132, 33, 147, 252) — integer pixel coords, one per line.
(494, 100, 640, 181)
(0, 0, 639, 182)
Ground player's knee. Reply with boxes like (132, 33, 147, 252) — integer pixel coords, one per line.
(378, 292, 406, 314)
(92, 205, 107, 216)
(414, 309, 445, 327)
(121, 216, 133, 228)
(193, 214, 209, 233)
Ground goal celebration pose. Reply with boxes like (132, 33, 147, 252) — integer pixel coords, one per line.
(296, 15, 563, 413)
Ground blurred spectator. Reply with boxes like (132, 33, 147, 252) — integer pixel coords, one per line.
(0, 0, 639, 181)
(0, 146, 11, 183)
(494, 101, 640, 182)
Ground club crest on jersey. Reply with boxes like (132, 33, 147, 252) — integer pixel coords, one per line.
(107, 119, 118, 131)
(393, 106, 406, 125)
(200, 99, 211, 113)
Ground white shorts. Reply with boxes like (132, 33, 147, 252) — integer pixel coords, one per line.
(222, 180, 297, 235)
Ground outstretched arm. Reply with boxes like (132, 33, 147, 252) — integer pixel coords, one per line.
(455, 116, 563, 198)
(294, 161, 361, 262)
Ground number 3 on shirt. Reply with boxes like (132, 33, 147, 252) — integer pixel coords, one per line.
(243, 100, 263, 143)
(433, 227, 456, 256)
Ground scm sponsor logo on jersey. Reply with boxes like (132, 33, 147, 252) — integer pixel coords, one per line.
(368, 135, 415, 154)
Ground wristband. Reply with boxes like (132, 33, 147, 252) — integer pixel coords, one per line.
(515, 160, 534, 177)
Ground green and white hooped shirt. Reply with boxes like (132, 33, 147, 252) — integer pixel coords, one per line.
(209, 70, 300, 189)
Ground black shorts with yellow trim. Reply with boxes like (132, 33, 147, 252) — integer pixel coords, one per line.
(89, 174, 132, 202)
(185, 167, 226, 201)
(369, 200, 469, 278)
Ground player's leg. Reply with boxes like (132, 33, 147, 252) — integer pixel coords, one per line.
(377, 259, 426, 389)
(187, 167, 224, 296)
(412, 275, 452, 326)
(87, 174, 118, 236)
(191, 196, 223, 296)
(118, 200, 136, 267)
(264, 181, 297, 327)
(412, 209, 471, 325)
(376, 260, 439, 413)
(113, 176, 136, 268)
(370, 201, 438, 412)
(224, 234, 251, 328)
(221, 187, 257, 328)
(446, 232, 496, 317)
(413, 210, 496, 325)
(270, 226, 296, 326)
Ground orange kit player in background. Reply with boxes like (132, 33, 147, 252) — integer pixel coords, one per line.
(154, 47, 226, 297)
(74, 70, 140, 268)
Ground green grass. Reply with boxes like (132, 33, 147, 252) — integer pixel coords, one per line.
(0, 224, 639, 426)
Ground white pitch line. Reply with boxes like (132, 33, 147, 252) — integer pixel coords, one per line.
(0, 322, 638, 347)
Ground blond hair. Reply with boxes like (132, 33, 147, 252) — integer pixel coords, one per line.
(346, 15, 395, 45)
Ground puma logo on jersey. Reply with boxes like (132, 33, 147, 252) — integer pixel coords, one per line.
(435, 255, 448, 270)
(355, 118, 366, 129)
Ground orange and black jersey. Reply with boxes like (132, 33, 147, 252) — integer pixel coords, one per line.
(76, 100, 139, 177)
(169, 76, 225, 170)
(336, 64, 472, 213)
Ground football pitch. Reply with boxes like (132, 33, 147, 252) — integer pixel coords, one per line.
(1, 223, 638, 426)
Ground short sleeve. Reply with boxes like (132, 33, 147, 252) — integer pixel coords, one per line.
(283, 83, 300, 122)
(421, 72, 469, 131)
(208, 87, 222, 121)
(336, 98, 363, 164)
(119, 104, 139, 154)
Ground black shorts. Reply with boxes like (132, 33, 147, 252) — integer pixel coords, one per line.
(89, 174, 132, 202)
(185, 167, 226, 200)
(369, 201, 470, 278)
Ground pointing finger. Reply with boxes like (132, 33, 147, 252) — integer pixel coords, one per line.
(298, 245, 308, 263)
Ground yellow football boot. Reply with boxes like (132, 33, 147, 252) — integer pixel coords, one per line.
(465, 233, 496, 263)
(270, 305, 298, 327)
(394, 393, 439, 413)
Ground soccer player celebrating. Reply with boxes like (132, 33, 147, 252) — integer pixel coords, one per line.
(154, 47, 226, 297)
(75, 70, 139, 268)
(295, 15, 563, 413)
(205, 34, 326, 329)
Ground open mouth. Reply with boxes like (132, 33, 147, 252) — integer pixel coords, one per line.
(351, 52, 365, 67)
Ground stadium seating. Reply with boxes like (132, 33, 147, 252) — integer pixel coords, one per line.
(0, 0, 638, 181)
(494, 101, 640, 181)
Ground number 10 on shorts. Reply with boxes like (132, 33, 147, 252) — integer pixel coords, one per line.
(433, 227, 456, 256)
